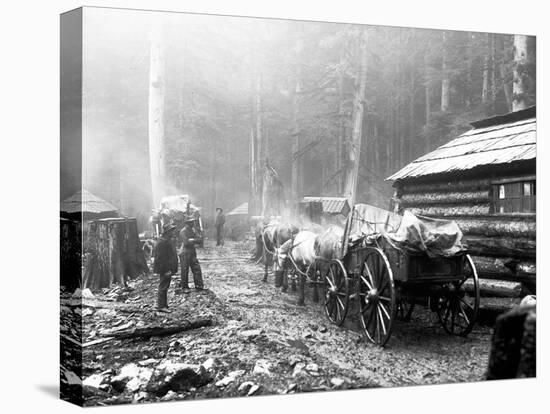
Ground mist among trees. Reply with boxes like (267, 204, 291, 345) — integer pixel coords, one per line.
(80, 8, 536, 227)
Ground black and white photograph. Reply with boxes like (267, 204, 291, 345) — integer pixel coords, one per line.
(56, 3, 539, 409)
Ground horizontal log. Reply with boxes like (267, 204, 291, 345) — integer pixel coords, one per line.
(466, 236, 536, 259)
(406, 204, 491, 217)
(401, 178, 493, 194)
(401, 190, 490, 206)
(455, 218, 536, 238)
(100, 319, 212, 339)
(464, 279, 522, 298)
(469, 256, 536, 286)
(480, 297, 521, 313)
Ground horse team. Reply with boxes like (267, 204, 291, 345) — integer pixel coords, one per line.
(254, 218, 344, 306)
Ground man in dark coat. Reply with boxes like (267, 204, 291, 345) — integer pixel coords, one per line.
(153, 224, 178, 312)
(214, 207, 226, 247)
(178, 219, 204, 293)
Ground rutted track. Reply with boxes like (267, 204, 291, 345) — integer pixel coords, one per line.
(79, 239, 492, 405)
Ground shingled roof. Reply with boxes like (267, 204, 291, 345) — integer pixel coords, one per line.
(388, 106, 536, 182)
(301, 196, 350, 215)
(60, 189, 119, 215)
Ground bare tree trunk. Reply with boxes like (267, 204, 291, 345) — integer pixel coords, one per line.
(441, 32, 450, 112)
(336, 65, 345, 195)
(255, 69, 263, 214)
(148, 20, 166, 208)
(424, 53, 431, 126)
(290, 34, 303, 211)
(498, 35, 513, 111)
(343, 29, 368, 207)
(513, 35, 529, 111)
(249, 126, 259, 216)
(482, 33, 490, 105)
(490, 34, 497, 110)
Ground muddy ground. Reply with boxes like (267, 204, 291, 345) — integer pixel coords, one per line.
(63, 239, 494, 406)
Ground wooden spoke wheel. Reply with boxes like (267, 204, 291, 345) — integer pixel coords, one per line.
(358, 248, 396, 346)
(436, 254, 480, 337)
(396, 295, 415, 322)
(324, 260, 350, 326)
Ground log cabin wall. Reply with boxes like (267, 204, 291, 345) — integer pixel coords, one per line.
(395, 170, 536, 293)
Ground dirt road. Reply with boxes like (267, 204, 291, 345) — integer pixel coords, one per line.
(76, 239, 493, 405)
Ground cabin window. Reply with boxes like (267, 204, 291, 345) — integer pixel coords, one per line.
(492, 179, 536, 214)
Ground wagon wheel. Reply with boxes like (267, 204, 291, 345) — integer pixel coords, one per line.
(324, 260, 349, 326)
(358, 248, 396, 346)
(396, 295, 415, 322)
(436, 254, 480, 337)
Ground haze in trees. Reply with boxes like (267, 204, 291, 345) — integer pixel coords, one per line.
(81, 10, 536, 225)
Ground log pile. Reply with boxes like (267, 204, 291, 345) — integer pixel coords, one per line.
(83, 218, 148, 290)
(397, 176, 536, 297)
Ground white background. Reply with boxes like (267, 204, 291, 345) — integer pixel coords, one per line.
(0, 0, 547, 413)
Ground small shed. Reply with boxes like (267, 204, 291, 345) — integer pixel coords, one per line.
(60, 189, 119, 221)
(387, 106, 536, 293)
(301, 196, 350, 215)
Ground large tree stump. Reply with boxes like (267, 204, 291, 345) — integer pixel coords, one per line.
(83, 218, 148, 290)
(60, 218, 82, 292)
(486, 304, 536, 379)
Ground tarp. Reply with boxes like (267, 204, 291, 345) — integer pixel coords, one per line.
(383, 211, 468, 257)
(349, 204, 402, 235)
(349, 204, 467, 257)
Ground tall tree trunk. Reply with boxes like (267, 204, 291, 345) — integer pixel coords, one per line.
(210, 144, 217, 216)
(255, 69, 263, 213)
(336, 65, 345, 196)
(441, 32, 451, 112)
(490, 34, 497, 111)
(343, 29, 368, 206)
(498, 35, 513, 111)
(424, 53, 431, 127)
(249, 126, 259, 216)
(513, 35, 530, 111)
(290, 33, 303, 211)
(148, 21, 166, 208)
(481, 33, 491, 106)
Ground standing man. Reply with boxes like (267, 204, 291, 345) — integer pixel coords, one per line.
(215, 207, 226, 247)
(178, 219, 204, 293)
(153, 224, 178, 313)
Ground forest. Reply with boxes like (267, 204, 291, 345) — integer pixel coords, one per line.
(80, 9, 536, 228)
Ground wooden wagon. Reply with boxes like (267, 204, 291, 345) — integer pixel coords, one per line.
(321, 205, 480, 346)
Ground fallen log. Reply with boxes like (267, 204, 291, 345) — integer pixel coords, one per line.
(466, 236, 536, 259)
(83, 337, 115, 348)
(454, 217, 536, 238)
(469, 256, 535, 282)
(406, 203, 490, 217)
(99, 318, 212, 340)
(401, 190, 490, 206)
(464, 278, 522, 298)
(401, 178, 493, 194)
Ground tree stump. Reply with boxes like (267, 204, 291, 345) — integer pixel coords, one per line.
(83, 218, 148, 290)
(60, 218, 82, 292)
(486, 304, 536, 379)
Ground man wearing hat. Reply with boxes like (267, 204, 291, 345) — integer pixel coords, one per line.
(214, 207, 225, 247)
(178, 218, 204, 293)
(153, 223, 179, 312)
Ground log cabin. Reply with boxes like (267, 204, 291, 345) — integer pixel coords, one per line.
(387, 106, 536, 295)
